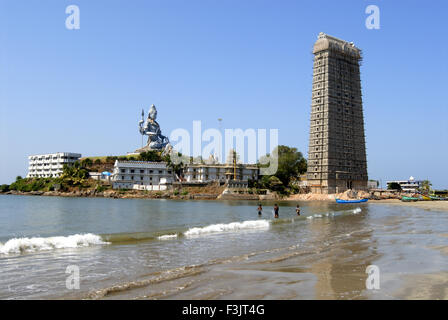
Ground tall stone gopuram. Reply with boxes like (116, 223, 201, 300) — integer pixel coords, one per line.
(306, 33, 368, 194)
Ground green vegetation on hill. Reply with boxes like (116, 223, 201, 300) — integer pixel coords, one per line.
(1, 147, 308, 196)
(9, 176, 56, 192)
(6, 161, 94, 192)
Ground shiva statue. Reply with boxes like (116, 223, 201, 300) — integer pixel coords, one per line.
(136, 104, 170, 152)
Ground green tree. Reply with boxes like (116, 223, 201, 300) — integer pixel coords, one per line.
(387, 182, 402, 191)
(163, 152, 187, 177)
(420, 180, 432, 193)
(81, 158, 93, 168)
(60, 163, 89, 186)
(139, 151, 163, 162)
(259, 145, 307, 187)
(267, 176, 284, 192)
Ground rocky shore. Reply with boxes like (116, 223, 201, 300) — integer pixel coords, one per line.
(1, 189, 194, 200)
(0, 187, 417, 203)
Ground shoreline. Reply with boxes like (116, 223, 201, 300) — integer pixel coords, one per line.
(2, 191, 448, 211)
(368, 198, 448, 212)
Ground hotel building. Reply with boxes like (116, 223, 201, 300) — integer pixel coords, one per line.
(27, 152, 82, 178)
(386, 177, 423, 193)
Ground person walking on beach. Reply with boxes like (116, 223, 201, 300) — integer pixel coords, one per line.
(257, 204, 263, 216)
(296, 204, 301, 216)
(273, 204, 279, 218)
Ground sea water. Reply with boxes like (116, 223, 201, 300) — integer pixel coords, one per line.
(0, 195, 447, 299)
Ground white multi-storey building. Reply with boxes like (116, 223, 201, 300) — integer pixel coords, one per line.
(386, 176, 423, 193)
(27, 152, 82, 178)
(184, 163, 259, 183)
(112, 160, 175, 191)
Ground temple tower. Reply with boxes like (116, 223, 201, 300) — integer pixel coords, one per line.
(306, 33, 368, 194)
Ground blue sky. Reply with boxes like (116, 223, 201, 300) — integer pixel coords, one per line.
(0, 0, 447, 188)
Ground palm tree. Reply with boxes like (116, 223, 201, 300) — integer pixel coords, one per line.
(420, 180, 432, 194)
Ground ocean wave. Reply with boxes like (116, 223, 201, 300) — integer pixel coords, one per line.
(306, 212, 332, 219)
(184, 220, 270, 237)
(157, 234, 179, 240)
(0, 233, 109, 255)
(306, 208, 361, 220)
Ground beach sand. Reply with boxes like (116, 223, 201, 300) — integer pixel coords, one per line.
(370, 199, 448, 212)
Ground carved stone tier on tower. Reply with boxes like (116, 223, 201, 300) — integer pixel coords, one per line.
(306, 33, 368, 194)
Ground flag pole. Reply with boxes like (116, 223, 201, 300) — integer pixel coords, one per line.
(141, 108, 144, 149)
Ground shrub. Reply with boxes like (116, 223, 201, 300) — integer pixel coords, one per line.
(0, 184, 10, 192)
(96, 185, 106, 192)
(139, 151, 163, 162)
(81, 158, 93, 167)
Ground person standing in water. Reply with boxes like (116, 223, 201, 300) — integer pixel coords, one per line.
(273, 204, 279, 218)
(296, 204, 301, 216)
(257, 204, 263, 216)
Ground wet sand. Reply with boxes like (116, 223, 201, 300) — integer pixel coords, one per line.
(370, 199, 448, 212)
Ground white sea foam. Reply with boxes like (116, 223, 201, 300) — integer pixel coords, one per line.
(184, 220, 270, 237)
(352, 207, 362, 214)
(157, 234, 178, 240)
(0, 233, 109, 255)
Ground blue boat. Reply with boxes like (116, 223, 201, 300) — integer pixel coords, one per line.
(336, 198, 368, 204)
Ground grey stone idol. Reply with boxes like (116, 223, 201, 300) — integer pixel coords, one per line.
(136, 104, 170, 152)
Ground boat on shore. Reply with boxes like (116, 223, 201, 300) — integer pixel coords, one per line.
(336, 198, 368, 204)
(429, 195, 448, 201)
(401, 196, 419, 202)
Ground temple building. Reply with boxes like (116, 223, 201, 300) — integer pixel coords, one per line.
(112, 160, 175, 191)
(184, 163, 259, 184)
(306, 33, 368, 194)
